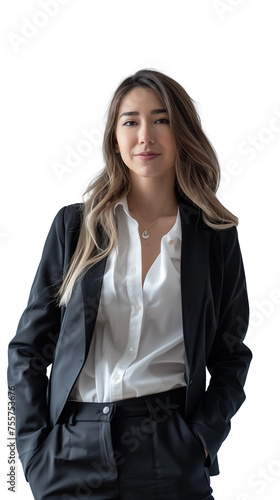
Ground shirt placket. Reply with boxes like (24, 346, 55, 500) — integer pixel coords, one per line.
(110, 216, 143, 401)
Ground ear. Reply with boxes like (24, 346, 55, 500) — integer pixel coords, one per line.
(115, 142, 120, 154)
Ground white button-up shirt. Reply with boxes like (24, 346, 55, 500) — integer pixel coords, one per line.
(69, 197, 186, 402)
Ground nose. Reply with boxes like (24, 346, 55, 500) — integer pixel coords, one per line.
(138, 122, 155, 145)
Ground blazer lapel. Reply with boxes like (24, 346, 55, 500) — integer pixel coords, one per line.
(51, 257, 107, 424)
(81, 258, 108, 354)
(179, 201, 209, 382)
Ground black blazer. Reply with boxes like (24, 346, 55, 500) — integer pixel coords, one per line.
(8, 196, 252, 478)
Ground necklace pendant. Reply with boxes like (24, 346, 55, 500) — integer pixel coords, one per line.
(142, 229, 149, 239)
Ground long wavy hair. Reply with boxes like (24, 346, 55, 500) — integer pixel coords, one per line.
(58, 68, 237, 305)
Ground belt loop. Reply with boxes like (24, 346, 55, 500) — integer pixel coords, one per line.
(111, 403, 116, 420)
(144, 398, 155, 419)
(69, 406, 77, 426)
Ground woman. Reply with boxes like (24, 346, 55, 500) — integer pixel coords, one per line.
(8, 69, 252, 500)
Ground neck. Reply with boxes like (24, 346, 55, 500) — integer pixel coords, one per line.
(127, 175, 178, 221)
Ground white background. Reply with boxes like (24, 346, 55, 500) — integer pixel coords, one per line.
(1, 1, 280, 499)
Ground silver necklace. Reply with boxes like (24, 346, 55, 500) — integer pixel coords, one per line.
(129, 205, 177, 239)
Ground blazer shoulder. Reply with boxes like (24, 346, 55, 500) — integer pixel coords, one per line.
(213, 224, 238, 243)
(210, 225, 239, 254)
(46, 203, 84, 253)
(63, 202, 84, 223)
(53, 203, 84, 233)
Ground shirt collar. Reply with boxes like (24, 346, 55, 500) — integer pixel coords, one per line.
(114, 195, 182, 243)
(114, 196, 133, 221)
(167, 208, 182, 243)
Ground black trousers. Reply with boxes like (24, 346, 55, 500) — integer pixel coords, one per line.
(25, 387, 214, 500)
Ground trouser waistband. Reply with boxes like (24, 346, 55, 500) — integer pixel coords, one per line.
(59, 386, 186, 424)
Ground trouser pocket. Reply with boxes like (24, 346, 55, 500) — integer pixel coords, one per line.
(26, 423, 71, 500)
(147, 406, 214, 500)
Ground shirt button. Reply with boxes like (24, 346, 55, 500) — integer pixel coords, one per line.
(129, 346, 134, 352)
(135, 304, 142, 311)
(103, 406, 110, 415)
(168, 240, 174, 245)
(115, 372, 121, 380)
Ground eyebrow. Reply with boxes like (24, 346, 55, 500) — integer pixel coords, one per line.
(119, 108, 167, 119)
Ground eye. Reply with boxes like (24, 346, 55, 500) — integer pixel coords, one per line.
(155, 118, 170, 124)
(122, 120, 137, 127)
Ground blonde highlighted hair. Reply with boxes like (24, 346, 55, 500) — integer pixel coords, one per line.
(58, 69, 237, 305)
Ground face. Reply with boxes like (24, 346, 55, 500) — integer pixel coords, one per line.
(115, 87, 177, 183)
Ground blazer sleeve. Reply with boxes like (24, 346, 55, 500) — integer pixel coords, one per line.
(7, 204, 81, 475)
(189, 226, 252, 468)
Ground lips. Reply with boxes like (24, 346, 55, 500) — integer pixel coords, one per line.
(135, 151, 160, 161)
